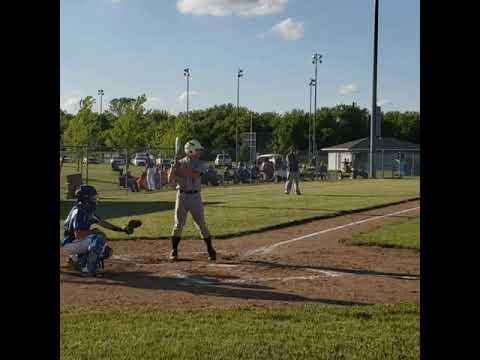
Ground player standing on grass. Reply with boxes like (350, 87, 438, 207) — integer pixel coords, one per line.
(145, 152, 156, 192)
(167, 139, 216, 261)
(285, 146, 301, 195)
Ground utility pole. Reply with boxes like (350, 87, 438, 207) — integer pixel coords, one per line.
(312, 53, 322, 165)
(308, 78, 315, 164)
(183, 68, 190, 127)
(370, 0, 379, 178)
(236, 69, 244, 165)
(97, 89, 104, 114)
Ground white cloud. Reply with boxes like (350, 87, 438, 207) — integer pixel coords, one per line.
(271, 18, 304, 41)
(339, 83, 359, 95)
(60, 96, 82, 114)
(378, 99, 392, 106)
(145, 96, 164, 110)
(177, 0, 287, 17)
(178, 90, 198, 102)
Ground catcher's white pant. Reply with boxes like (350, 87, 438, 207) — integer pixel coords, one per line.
(172, 192, 210, 239)
(63, 235, 94, 254)
(285, 171, 300, 194)
(147, 167, 156, 190)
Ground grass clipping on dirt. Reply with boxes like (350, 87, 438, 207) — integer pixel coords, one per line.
(60, 176, 420, 240)
(347, 216, 420, 251)
(61, 304, 419, 360)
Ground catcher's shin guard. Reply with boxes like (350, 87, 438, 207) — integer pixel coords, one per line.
(83, 233, 107, 275)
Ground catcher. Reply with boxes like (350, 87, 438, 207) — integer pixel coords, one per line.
(61, 185, 142, 276)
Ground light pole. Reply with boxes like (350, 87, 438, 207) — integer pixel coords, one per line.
(308, 78, 315, 164)
(369, 0, 379, 178)
(236, 69, 244, 165)
(183, 68, 190, 125)
(250, 111, 253, 183)
(97, 89, 104, 114)
(312, 53, 322, 164)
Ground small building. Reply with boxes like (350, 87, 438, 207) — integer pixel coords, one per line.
(321, 137, 420, 177)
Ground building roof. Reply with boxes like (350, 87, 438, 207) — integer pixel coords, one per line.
(321, 137, 419, 152)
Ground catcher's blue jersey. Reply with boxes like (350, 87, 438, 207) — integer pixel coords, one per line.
(62, 205, 101, 246)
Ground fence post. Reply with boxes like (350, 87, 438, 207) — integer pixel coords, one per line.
(85, 145, 89, 185)
(411, 152, 415, 176)
(381, 150, 384, 179)
(125, 148, 129, 195)
(80, 147, 84, 181)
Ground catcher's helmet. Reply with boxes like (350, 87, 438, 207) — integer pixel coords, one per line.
(184, 139, 204, 157)
(75, 185, 98, 209)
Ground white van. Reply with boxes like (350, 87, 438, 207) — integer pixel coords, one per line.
(214, 153, 232, 167)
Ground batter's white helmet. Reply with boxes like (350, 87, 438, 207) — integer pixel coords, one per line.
(184, 139, 204, 156)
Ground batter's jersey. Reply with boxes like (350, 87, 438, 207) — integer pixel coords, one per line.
(175, 157, 206, 191)
(62, 204, 101, 246)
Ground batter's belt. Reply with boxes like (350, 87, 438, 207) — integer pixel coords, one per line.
(178, 190, 199, 194)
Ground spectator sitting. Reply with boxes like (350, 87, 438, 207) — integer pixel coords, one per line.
(119, 169, 139, 192)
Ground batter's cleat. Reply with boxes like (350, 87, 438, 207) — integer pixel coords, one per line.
(285, 191, 289, 195)
(169, 249, 179, 261)
(207, 249, 217, 261)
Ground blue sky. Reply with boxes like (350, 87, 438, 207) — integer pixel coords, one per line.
(60, 0, 419, 115)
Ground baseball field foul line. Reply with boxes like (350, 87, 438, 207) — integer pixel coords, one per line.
(246, 206, 420, 256)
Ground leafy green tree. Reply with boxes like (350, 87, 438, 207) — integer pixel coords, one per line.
(382, 111, 420, 143)
(60, 109, 74, 145)
(105, 95, 150, 151)
(63, 96, 101, 165)
(62, 96, 102, 171)
(108, 97, 137, 118)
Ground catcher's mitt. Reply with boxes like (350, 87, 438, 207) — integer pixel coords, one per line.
(124, 219, 142, 234)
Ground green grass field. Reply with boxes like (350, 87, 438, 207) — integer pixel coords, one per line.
(61, 304, 419, 360)
(347, 217, 420, 251)
(60, 163, 420, 240)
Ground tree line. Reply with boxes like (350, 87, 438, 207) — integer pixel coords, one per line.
(61, 94, 420, 161)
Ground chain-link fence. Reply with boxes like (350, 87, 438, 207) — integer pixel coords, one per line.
(60, 145, 175, 199)
(325, 150, 420, 180)
(376, 151, 420, 178)
(60, 145, 420, 200)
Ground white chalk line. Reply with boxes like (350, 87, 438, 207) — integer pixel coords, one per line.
(207, 264, 239, 268)
(245, 206, 420, 256)
(169, 271, 338, 285)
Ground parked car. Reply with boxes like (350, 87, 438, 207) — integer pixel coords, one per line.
(256, 154, 287, 181)
(110, 154, 126, 166)
(214, 153, 232, 167)
(156, 158, 173, 169)
(60, 155, 73, 163)
(82, 155, 102, 164)
(132, 153, 149, 167)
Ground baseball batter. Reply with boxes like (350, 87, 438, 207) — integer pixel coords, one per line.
(168, 139, 216, 261)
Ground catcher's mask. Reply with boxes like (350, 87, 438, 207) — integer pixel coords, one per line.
(75, 185, 98, 210)
(184, 139, 204, 157)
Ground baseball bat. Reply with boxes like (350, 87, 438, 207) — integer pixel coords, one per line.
(175, 137, 181, 160)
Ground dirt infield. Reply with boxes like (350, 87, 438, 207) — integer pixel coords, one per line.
(60, 200, 420, 308)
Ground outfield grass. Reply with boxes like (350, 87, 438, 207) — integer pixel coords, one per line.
(61, 304, 419, 360)
(60, 163, 420, 240)
(347, 217, 420, 251)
